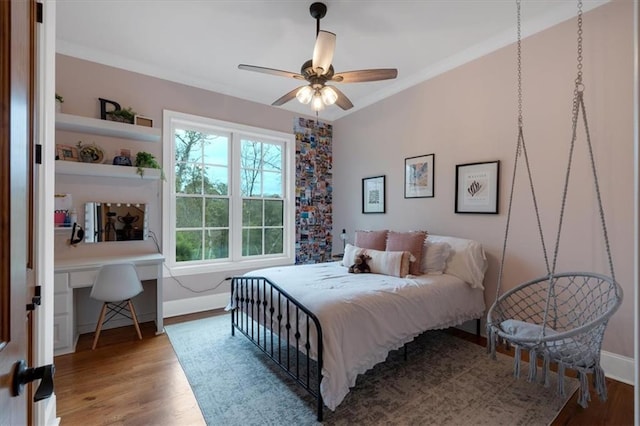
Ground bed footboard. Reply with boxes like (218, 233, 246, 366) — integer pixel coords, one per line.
(230, 276, 325, 421)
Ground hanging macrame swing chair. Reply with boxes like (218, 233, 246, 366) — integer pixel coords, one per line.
(486, 0, 623, 408)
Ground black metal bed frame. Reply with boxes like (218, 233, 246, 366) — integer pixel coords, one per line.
(230, 276, 325, 421)
(230, 275, 483, 422)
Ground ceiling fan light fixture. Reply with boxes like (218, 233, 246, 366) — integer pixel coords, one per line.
(312, 30, 336, 76)
(311, 92, 325, 111)
(296, 86, 314, 104)
(320, 86, 338, 105)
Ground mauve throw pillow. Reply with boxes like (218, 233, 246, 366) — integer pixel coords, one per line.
(386, 230, 428, 275)
(354, 230, 388, 251)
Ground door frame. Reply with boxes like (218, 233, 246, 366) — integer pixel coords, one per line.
(33, 0, 57, 424)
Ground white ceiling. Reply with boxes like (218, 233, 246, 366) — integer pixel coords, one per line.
(55, 0, 608, 121)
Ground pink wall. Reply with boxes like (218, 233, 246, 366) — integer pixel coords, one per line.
(54, 54, 311, 303)
(55, 1, 634, 358)
(332, 0, 633, 357)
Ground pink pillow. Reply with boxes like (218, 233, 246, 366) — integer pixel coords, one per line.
(354, 230, 388, 251)
(386, 230, 428, 275)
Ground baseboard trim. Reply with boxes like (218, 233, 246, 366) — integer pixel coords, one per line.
(163, 292, 230, 318)
(163, 292, 635, 386)
(601, 349, 634, 385)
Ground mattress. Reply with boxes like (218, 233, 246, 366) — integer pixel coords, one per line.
(244, 261, 486, 410)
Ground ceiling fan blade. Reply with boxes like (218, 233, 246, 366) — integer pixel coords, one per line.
(238, 64, 305, 80)
(332, 69, 398, 83)
(272, 86, 306, 106)
(312, 30, 336, 76)
(330, 86, 354, 110)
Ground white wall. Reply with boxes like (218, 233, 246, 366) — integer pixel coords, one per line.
(332, 0, 634, 358)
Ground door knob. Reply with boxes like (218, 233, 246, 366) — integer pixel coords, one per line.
(11, 360, 55, 402)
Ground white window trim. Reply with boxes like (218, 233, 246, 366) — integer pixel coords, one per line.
(162, 110, 295, 277)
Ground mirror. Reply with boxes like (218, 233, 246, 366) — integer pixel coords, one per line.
(84, 202, 148, 243)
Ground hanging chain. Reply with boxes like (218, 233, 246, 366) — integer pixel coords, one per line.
(570, 1, 584, 133)
(495, 0, 552, 304)
(575, 1, 584, 90)
(550, 0, 615, 281)
(516, 0, 523, 133)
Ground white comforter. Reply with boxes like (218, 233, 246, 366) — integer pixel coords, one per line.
(244, 262, 485, 411)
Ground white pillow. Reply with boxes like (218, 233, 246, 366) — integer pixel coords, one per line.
(341, 243, 364, 267)
(421, 241, 451, 275)
(363, 248, 412, 278)
(427, 235, 488, 289)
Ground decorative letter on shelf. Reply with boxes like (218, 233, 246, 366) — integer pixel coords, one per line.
(99, 97, 121, 120)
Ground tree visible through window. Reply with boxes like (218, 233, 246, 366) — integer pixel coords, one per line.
(240, 139, 283, 256)
(174, 129, 230, 262)
(164, 111, 293, 273)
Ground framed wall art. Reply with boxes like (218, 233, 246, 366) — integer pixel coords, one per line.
(455, 160, 500, 214)
(405, 153, 434, 198)
(362, 175, 386, 214)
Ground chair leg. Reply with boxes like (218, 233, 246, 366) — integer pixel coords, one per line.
(128, 299, 143, 340)
(92, 302, 108, 350)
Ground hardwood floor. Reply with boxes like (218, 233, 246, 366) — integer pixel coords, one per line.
(55, 311, 633, 425)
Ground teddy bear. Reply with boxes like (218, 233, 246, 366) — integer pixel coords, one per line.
(348, 253, 372, 274)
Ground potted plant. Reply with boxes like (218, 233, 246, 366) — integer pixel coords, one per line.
(105, 107, 136, 124)
(55, 93, 64, 113)
(134, 151, 165, 180)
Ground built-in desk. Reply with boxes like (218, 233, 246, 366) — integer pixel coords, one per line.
(54, 253, 164, 355)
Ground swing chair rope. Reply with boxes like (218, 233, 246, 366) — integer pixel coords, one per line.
(549, 1, 615, 281)
(487, 1, 623, 407)
(495, 0, 551, 302)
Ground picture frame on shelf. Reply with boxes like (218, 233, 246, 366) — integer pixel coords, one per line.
(455, 160, 500, 214)
(56, 144, 79, 162)
(134, 115, 153, 127)
(362, 175, 386, 214)
(405, 153, 434, 198)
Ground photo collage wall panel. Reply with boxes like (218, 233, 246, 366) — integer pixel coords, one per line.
(294, 118, 333, 264)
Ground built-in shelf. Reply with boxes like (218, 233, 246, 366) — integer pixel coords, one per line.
(55, 161, 161, 180)
(56, 112, 161, 142)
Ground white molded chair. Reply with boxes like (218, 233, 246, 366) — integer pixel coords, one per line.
(90, 263, 143, 350)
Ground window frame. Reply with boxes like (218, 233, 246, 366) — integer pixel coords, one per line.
(162, 110, 295, 276)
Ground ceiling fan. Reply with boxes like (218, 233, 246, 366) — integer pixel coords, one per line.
(238, 2, 398, 112)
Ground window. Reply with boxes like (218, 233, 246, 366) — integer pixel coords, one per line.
(163, 111, 295, 275)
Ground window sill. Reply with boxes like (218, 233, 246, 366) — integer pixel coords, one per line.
(163, 256, 295, 278)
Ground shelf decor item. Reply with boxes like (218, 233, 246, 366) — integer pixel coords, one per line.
(134, 151, 165, 180)
(134, 115, 153, 127)
(105, 107, 136, 124)
(55, 144, 78, 161)
(112, 148, 132, 166)
(55, 93, 64, 113)
(76, 141, 105, 164)
(98, 97, 136, 124)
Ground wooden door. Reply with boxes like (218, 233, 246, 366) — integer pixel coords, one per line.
(0, 0, 34, 424)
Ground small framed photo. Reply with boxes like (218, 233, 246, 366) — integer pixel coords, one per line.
(362, 175, 386, 214)
(405, 153, 434, 198)
(56, 144, 79, 162)
(134, 115, 153, 127)
(455, 160, 500, 214)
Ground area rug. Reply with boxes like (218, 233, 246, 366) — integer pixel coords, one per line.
(166, 314, 579, 425)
